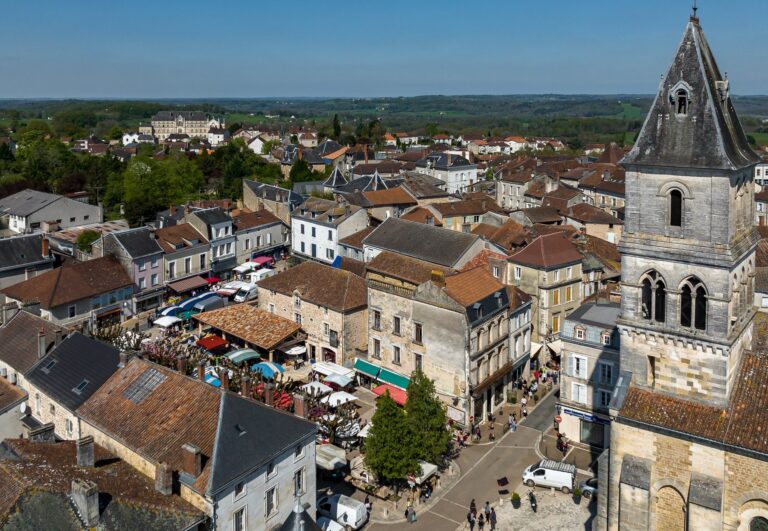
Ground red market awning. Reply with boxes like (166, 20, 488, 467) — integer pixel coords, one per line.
(206, 276, 222, 284)
(372, 384, 408, 406)
(196, 335, 229, 351)
(251, 256, 275, 266)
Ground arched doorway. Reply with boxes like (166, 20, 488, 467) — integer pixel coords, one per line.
(654, 486, 686, 531)
(322, 348, 336, 363)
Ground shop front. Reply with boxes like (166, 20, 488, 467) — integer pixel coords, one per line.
(559, 407, 611, 448)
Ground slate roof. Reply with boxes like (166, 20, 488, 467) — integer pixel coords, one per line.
(293, 198, 363, 226)
(363, 217, 480, 267)
(0, 189, 62, 217)
(152, 110, 208, 121)
(366, 252, 452, 285)
(190, 207, 231, 226)
(508, 232, 583, 269)
(193, 305, 301, 350)
(25, 332, 120, 412)
(520, 206, 563, 224)
(336, 173, 393, 193)
(0, 311, 66, 374)
(565, 302, 621, 328)
(257, 262, 367, 313)
(416, 152, 476, 170)
(0, 439, 204, 530)
(243, 180, 303, 209)
(0, 234, 54, 272)
(617, 351, 768, 455)
(209, 392, 316, 495)
(109, 227, 163, 258)
(622, 19, 759, 171)
(323, 166, 348, 188)
(314, 139, 343, 157)
(2, 256, 134, 309)
(400, 173, 449, 199)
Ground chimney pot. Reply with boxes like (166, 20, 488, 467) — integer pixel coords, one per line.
(71, 479, 100, 527)
(430, 270, 446, 287)
(264, 383, 275, 407)
(177, 357, 187, 375)
(197, 361, 206, 381)
(220, 369, 229, 390)
(181, 443, 202, 478)
(77, 435, 95, 467)
(242, 375, 251, 397)
(41, 237, 50, 258)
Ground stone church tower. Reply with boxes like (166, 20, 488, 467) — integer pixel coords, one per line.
(601, 15, 768, 531)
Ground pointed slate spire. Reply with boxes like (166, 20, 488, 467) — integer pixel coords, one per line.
(323, 166, 348, 188)
(369, 169, 388, 191)
(622, 17, 759, 171)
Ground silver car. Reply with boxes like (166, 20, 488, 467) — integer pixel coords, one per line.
(579, 477, 598, 498)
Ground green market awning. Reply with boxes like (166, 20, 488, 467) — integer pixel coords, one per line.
(354, 358, 381, 379)
(377, 367, 410, 390)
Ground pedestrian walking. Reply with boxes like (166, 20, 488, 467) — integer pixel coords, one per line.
(365, 495, 371, 516)
(489, 508, 497, 530)
(510, 417, 517, 432)
(478, 513, 485, 530)
(470, 499, 477, 513)
(475, 425, 481, 442)
(521, 396, 528, 408)
(408, 506, 417, 523)
(467, 511, 476, 531)
(484, 501, 491, 518)
(489, 430, 495, 442)
(522, 406, 528, 418)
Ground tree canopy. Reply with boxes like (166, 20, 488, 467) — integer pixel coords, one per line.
(363, 392, 419, 483)
(405, 370, 452, 464)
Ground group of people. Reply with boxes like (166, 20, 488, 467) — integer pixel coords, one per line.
(467, 499, 497, 530)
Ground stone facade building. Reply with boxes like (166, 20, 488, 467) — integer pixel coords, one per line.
(256, 261, 368, 366)
(600, 15, 768, 531)
(149, 111, 223, 141)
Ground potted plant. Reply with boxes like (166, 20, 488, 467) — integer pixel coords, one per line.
(533, 393, 540, 403)
(572, 487, 583, 505)
(511, 492, 521, 509)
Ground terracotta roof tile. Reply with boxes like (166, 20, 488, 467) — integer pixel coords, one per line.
(339, 227, 376, 250)
(1, 257, 133, 310)
(444, 267, 505, 306)
(232, 209, 282, 231)
(565, 203, 623, 225)
(509, 232, 582, 269)
(257, 262, 367, 312)
(152, 223, 208, 253)
(367, 252, 452, 285)
(362, 187, 417, 206)
(756, 239, 768, 268)
(193, 304, 301, 350)
(431, 199, 504, 217)
(400, 207, 443, 226)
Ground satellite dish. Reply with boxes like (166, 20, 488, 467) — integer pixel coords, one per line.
(19, 402, 27, 414)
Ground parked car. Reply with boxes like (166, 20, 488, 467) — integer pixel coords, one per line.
(248, 268, 276, 283)
(522, 459, 576, 493)
(317, 494, 368, 530)
(194, 296, 225, 313)
(233, 283, 258, 303)
(579, 477, 599, 498)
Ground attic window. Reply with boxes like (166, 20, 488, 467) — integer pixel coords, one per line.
(72, 379, 90, 395)
(673, 88, 690, 116)
(41, 359, 58, 374)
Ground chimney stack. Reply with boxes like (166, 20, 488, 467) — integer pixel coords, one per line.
(155, 462, 173, 495)
(41, 237, 50, 258)
(71, 479, 100, 527)
(177, 356, 187, 376)
(220, 369, 229, 391)
(181, 443, 202, 478)
(29, 422, 55, 443)
(430, 270, 446, 287)
(1, 303, 19, 326)
(118, 351, 132, 368)
(294, 393, 307, 418)
(197, 361, 206, 381)
(77, 436, 95, 467)
(264, 383, 274, 407)
(37, 328, 46, 359)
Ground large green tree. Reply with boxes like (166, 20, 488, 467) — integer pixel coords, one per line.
(363, 392, 419, 483)
(405, 370, 452, 463)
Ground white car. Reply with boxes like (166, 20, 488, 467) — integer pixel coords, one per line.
(317, 494, 368, 530)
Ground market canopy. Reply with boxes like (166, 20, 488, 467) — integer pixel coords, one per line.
(177, 309, 199, 321)
(205, 276, 221, 284)
(414, 461, 438, 485)
(301, 381, 332, 396)
(154, 316, 181, 328)
(251, 256, 275, 266)
(286, 345, 307, 356)
(377, 367, 410, 390)
(315, 444, 347, 471)
(321, 391, 358, 407)
(196, 335, 228, 351)
(167, 275, 208, 294)
(227, 348, 261, 365)
(312, 361, 355, 378)
(251, 361, 284, 379)
(353, 358, 381, 379)
(372, 384, 408, 406)
(324, 373, 353, 388)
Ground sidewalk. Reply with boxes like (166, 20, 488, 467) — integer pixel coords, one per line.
(537, 428, 600, 475)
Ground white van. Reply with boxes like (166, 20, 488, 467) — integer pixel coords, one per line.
(248, 268, 276, 283)
(317, 494, 368, 530)
(522, 459, 576, 493)
(233, 283, 258, 303)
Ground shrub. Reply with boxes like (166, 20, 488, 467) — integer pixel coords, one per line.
(511, 492, 521, 502)
(573, 487, 583, 497)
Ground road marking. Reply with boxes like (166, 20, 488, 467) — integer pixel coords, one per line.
(495, 445, 537, 449)
(429, 510, 462, 525)
(440, 498, 470, 510)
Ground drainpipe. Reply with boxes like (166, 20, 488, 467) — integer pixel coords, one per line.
(464, 316, 472, 427)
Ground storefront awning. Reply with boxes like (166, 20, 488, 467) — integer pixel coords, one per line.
(547, 340, 563, 355)
(372, 384, 407, 406)
(196, 335, 228, 351)
(378, 367, 410, 390)
(168, 275, 208, 294)
(530, 341, 543, 357)
(354, 358, 381, 379)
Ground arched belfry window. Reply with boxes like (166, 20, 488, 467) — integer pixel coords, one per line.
(680, 277, 707, 331)
(751, 516, 768, 531)
(669, 81, 692, 116)
(641, 271, 666, 323)
(675, 89, 689, 115)
(670, 189, 683, 227)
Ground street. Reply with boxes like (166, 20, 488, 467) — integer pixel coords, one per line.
(366, 389, 559, 530)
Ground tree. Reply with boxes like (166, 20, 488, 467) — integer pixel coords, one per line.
(332, 114, 341, 140)
(363, 392, 419, 484)
(405, 370, 452, 464)
(289, 159, 313, 182)
(76, 230, 100, 252)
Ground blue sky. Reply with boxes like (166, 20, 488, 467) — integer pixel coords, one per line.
(1, 0, 766, 98)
